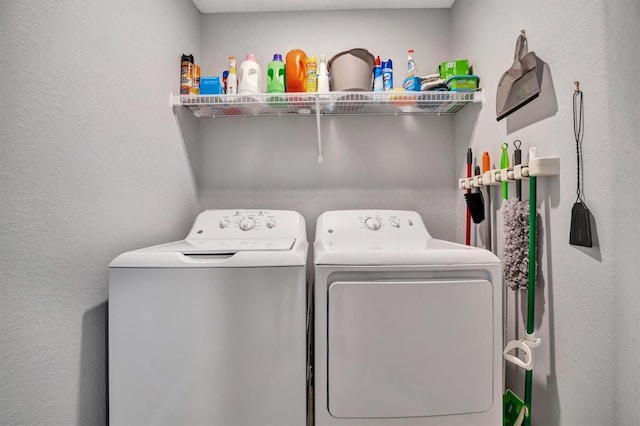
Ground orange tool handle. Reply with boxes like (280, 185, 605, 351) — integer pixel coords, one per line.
(482, 152, 490, 173)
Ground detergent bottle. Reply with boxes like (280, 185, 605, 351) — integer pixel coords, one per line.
(267, 53, 285, 93)
(285, 49, 307, 92)
(238, 53, 262, 94)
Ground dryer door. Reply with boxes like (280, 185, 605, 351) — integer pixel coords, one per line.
(327, 279, 494, 419)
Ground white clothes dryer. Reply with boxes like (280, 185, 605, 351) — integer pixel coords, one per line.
(313, 210, 502, 425)
(109, 209, 308, 425)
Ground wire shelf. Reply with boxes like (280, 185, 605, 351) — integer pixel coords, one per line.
(171, 90, 482, 117)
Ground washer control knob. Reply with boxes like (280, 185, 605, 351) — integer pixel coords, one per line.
(364, 216, 382, 231)
(239, 217, 256, 231)
(390, 218, 400, 228)
(219, 218, 230, 229)
(265, 219, 276, 229)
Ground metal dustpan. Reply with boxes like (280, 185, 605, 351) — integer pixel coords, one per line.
(496, 33, 544, 121)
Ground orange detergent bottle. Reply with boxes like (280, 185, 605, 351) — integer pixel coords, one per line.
(285, 49, 307, 92)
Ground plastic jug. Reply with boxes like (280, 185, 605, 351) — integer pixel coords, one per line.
(238, 53, 262, 95)
(267, 53, 285, 93)
(285, 49, 307, 92)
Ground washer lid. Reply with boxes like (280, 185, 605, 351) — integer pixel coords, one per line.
(149, 238, 296, 254)
(109, 238, 307, 268)
(110, 209, 309, 268)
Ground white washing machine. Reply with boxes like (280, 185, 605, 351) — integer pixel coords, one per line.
(109, 209, 308, 425)
(313, 210, 502, 425)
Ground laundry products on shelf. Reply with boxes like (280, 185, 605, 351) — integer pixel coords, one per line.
(238, 53, 262, 94)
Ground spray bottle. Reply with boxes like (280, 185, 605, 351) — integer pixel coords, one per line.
(407, 49, 421, 77)
(382, 59, 393, 91)
(403, 49, 421, 91)
(317, 54, 329, 94)
(227, 56, 238, 95)
(373, 55, 383, 91)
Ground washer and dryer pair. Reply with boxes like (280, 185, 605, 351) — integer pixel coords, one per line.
(109, 209, 501, 425)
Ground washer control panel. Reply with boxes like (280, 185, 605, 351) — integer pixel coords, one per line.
(186, 209, 306, 240)
(316, 210, 430, 250)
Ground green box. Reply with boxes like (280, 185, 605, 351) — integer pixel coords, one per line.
(440, 59, 470, 79)
(446, 75, 479, 91)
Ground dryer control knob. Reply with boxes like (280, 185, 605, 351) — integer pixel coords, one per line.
(364, 216, 382, 231)
(219, 218, 230, 228)
(390, 218, 400, 228)
(239, 217, 256, 231)
(265, 219, 276, 229)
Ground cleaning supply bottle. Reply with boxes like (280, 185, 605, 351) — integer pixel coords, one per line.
(227, 56, 237, 94)
(267, 53, 285, 93)
(222, 70, 229, 93)
(407, 49, 421, 77)
(317, 54, 329, 93)
(382, 59, 393, 91)
(180, 54, 194, 95)
(373, 55, 383, 91)
(238, 53, 262, 94)
(305, 56, 318, 92)
(190, 64, 200, 95)
(403, 49, 421, 91)
(286, 49, 307, 92)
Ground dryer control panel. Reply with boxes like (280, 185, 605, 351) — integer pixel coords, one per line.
(315, 210, 431, 251)
(186, 209, 306, 241)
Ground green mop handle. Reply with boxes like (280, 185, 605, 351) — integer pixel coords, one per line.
(524, 174, 537, 426)
(501, 142, 509, 199)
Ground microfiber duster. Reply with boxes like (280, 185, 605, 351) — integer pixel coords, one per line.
(503, 198, 530, 290)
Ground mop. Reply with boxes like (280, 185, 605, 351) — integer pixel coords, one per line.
(503, 146, 541, 426)
(503, 141, 530, 290)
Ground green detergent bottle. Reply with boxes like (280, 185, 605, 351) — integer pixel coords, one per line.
(267, 53, 285, 93)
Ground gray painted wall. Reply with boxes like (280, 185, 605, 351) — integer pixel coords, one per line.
(0, 0, 200, 423)
(196, 9, 461, 243)
(1, 1, 638, 425)
(451, 1, 639, 425)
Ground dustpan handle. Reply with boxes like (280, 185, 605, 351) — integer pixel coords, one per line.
(513, 34, 529, 64)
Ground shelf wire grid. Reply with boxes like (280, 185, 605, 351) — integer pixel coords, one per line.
(173, 91, 481, 117)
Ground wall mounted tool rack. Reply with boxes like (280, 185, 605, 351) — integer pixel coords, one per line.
(458, 156, 559, 190)
(171, 90, 483, 163)
(458, 149, 559, 426)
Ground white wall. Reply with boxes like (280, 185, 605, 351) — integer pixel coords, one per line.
(451, 1, 639, 425)
(195, 9, 464, 242)
(2, 1, 637, 424)
(0, 0, 201, 423)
